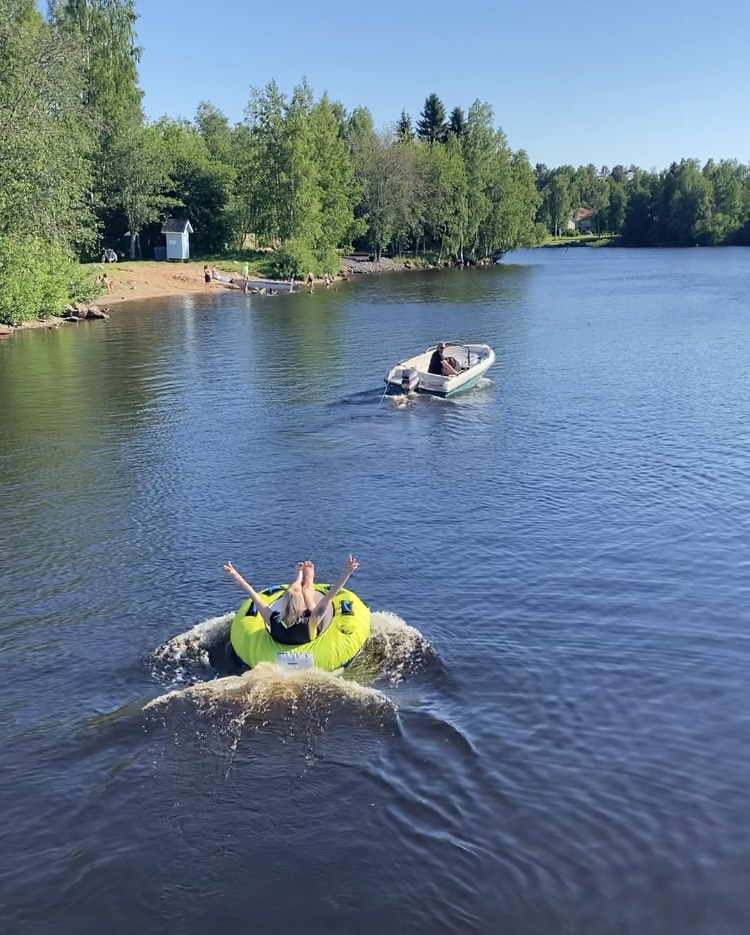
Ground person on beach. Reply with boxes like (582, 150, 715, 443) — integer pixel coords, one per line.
(203, 266, 211, 290)
(223, 555, 360, 645)
(428, 342, 461, 377)
(242, 261, 249, 278)
(101, 272, 114, 295)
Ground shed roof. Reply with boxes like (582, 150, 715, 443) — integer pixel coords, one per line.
(161, 218, 194, 234)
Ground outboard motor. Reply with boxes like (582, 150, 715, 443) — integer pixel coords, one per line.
(401, 367, 419, 393)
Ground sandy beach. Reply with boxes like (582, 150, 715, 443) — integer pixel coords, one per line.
(101, 260, 273, 305)
(100, 255, 404, 304)
(0, 256, 409, 333)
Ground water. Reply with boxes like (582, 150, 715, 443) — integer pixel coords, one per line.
(1, 248, 748, 934)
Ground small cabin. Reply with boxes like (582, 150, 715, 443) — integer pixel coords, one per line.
(161, 218, 194, 260)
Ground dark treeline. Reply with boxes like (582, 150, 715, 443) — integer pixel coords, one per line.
(2, 1, 749, 323)
(535, 161, 750, 245)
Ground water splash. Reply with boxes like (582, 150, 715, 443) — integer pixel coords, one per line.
(149, 611, 233, 684)
(348, 610, 438, 684)
(144, 662, 395, 720)
(145, 609, 438, 723)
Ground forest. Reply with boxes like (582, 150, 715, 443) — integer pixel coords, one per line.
(2, 0, 749, 323)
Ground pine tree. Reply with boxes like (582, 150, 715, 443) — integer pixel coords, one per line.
(416, 93, 447, 144)
(447, 106, 466, 139)
(395, 110, 414, 144)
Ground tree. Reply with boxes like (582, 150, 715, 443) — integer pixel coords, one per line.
(416, 134, 467, 261)
(156, 117, 235, 253)
(107, 122, 173, 258)
(56, 0, 142, 125)
(416, 93, 447, 144)
(0, 1, 99, 321)
(621, 169, 658, 245)
(0, 3, 95, 245)
(308, 94, 356, 267)
(462, 101, 497, 258)
(350, 130, 418, 261)
(491, 149, 542, 256)
(54, 0, 145, 250)
(447, 106, 466, 138)
(540, 174, 572, 237)
(195, 101, 233, 163)
(395, 110, 414, 144)
(465, 102, 540, 259)
(703, 159, 750, 243)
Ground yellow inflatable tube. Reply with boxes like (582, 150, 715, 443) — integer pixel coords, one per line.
(230, 583, 370, 671)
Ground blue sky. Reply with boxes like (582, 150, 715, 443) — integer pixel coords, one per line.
(132, 0, 749, 171)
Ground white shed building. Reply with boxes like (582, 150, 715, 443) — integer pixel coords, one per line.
(161, 219, 194, 260)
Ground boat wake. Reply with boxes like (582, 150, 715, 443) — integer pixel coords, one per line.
(146, 610, 439, 724)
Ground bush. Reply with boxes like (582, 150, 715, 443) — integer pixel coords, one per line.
(271, 239, 317, 279)
(0, 236, 100, 325)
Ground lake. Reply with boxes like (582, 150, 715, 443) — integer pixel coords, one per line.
(1, 247, 748, 935)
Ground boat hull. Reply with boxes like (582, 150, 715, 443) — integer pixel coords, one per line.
(384, 344, 495, 398)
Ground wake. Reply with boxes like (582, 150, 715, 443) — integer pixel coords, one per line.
(146, 609, 439, 719)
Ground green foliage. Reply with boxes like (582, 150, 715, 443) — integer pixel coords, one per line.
(5, 0, 750, 323)
(107, 121, 176, 257)
(0, 9, 96, 246)
(416, 94, 447, 144)
(447, 106, 466, 138)
(271, 239, 317, 279)
(67, 262, 105, 303)
(0, 236, 97, 324)
(395, 111, 414, 144)
(534, 157, 750, 246)
(156, 116, 236, 253)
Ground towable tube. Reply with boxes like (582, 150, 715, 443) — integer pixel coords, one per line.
(230, 583, 370, 671)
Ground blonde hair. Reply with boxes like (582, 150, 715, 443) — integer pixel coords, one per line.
(279, 581, 307, 626)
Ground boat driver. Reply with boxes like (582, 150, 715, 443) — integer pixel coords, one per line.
(428, 342, 461, 377)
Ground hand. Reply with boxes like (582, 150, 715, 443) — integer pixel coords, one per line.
(344, 554, 359, 572)
(223, 561, 239, 577)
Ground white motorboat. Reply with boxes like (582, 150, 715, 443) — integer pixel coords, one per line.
(384, 342, 495, 398)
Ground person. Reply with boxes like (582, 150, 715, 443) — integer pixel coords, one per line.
(242, 261, 249, 278)
(223, 555, 360, 645)
(428, 342, 460, 377)
(324, 272, 332, 288)
(203, 265, 211, 290)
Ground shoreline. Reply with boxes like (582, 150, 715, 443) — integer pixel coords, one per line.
(1, 255, 413, 333)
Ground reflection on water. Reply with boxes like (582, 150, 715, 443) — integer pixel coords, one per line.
(1, 250, 749, 934)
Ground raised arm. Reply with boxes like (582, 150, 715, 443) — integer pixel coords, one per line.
(223, 562, 274, 625)
(309, 555, 359, 632)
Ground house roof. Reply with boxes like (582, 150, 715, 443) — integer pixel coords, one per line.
(161, 218, 194, 234)
(572, 207, 594, 221)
